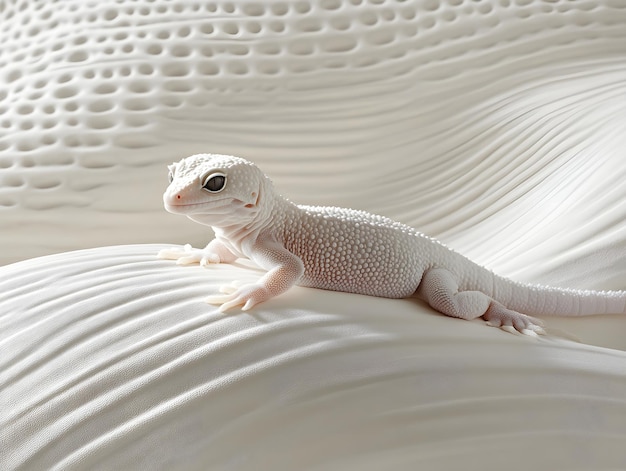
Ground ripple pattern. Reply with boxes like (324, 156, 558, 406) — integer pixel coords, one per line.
(1, 245, 626, 470)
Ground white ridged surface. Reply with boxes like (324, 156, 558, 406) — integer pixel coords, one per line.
(2, 245, 626, 471)
(1, 0, 626, 469)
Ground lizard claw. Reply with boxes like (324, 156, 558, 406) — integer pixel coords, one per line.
(218, 280, 244, 294)
(157, 244, 191, 260)
(484, 304, 546, 336)
(158, 244, 220, 266)
(486, 321, 545, 336)
(521, 328, 539, 337)
(497, 325, 519, 336)
(523, 324, 546, 336)
(204, 293, 235, 310)
(205, 282, 270, 312)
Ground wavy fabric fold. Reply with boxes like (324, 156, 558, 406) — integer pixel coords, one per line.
(1, 245, 626, 470)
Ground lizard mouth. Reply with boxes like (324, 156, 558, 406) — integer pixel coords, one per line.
(164, 197, 246, 215)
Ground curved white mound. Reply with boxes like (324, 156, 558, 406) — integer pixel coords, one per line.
(2, 245, 626, 471)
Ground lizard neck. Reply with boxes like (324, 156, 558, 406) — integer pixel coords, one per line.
(211, 183, 296, 253)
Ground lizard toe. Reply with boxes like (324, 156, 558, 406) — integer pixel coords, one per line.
(484, 303, 544, 335)
(218, 281, 243, 294)
(205, 283, 270, 313)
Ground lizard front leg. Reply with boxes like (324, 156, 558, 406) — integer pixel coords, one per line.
(206, 239, 305, 312)
(158, 239, 238, 266)
(418, 268, 545, 336)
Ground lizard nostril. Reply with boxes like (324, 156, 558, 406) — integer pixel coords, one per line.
(177, 195, 181, 200)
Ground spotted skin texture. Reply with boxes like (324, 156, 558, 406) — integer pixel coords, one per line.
(160, 154, 626, 336)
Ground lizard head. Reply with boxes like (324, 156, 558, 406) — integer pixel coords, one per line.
(163, 154, 271, 227)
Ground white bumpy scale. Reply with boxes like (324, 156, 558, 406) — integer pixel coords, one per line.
(160, 154, 626, 336)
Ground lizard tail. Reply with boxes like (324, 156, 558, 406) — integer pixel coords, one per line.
(490, 274, 626, 317)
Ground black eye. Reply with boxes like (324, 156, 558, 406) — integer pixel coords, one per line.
(202, 173, 227, 193)
(168, 171, 174, 183)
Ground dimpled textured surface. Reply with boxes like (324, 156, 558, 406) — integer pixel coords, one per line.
(1, 1, 626, 470)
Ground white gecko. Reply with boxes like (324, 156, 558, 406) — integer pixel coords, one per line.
(159, 153, 626, 336)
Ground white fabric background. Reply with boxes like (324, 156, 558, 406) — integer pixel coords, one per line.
(1, 0, 625, 469)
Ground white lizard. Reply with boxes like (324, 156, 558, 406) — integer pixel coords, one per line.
(159, 153, 626, 336)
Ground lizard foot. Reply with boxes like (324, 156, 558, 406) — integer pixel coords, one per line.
(158, 244, 220, 266)
(483, 302, 546, 337)
(205, 281, 270, 312)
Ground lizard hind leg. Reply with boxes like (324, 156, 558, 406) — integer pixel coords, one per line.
(417, 268, 545, 336)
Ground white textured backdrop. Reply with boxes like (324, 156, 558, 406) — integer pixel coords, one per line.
(0, 0, 624, 290)
(1, 1, 626, 470)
